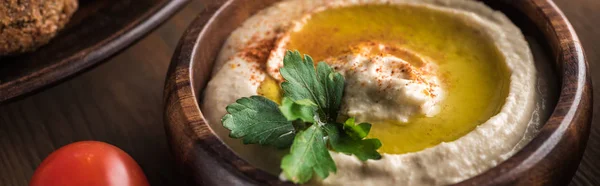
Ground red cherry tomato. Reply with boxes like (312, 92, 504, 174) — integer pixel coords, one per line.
(29, 141, 149, 186)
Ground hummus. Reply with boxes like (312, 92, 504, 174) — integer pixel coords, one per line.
(201, 0, 540, 185)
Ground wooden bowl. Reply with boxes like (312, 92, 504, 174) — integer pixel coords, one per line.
(0, 0, 189, 103)
(164, 0, 592, 185)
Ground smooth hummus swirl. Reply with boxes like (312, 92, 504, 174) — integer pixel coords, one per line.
(202, 0, 537, 185)
(269, 40, 444, 123)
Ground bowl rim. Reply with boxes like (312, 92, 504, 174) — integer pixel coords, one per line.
(164, 0, 592, 185)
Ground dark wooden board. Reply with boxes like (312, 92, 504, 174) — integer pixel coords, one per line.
(0, 0, 599, 185)
(0, 0, 189, 103)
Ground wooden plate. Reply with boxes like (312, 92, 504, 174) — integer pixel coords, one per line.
(164, 0, 592, 185)
(0, 0, 189, 103)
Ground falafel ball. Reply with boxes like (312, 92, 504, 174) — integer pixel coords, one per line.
(0, 0, 78, 56)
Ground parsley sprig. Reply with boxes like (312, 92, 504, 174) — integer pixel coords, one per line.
(222, 51, 382, 184)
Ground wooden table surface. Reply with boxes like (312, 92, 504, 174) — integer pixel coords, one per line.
(0, 0, 598, 185)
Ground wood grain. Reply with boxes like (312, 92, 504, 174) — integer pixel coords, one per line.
(554, 0, 600, 185)
(0, 0, 599, 185)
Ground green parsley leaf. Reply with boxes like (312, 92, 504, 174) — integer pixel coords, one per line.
(279, 50, 345, 122)
(222, 96, 296, 148)
(324, 118, 382, 161)
(343, 117, 371, 140)
(317, 62, 345, 121)
(279, 97, 316, 123)
(281, 125, 336, 183)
